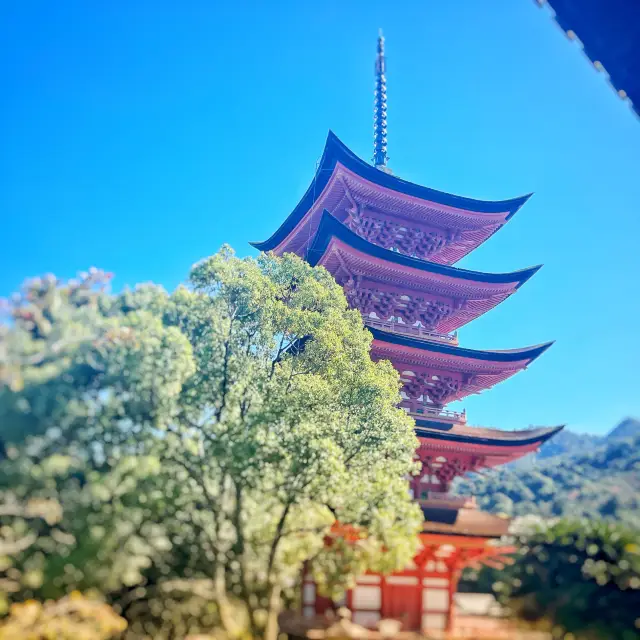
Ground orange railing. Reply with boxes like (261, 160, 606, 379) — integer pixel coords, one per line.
(365, 318, 458, 345)
(405, 404, 467, 423)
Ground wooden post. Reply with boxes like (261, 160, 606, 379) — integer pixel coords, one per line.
(445, 565, 460, 634)
(418, 559, 424, 633)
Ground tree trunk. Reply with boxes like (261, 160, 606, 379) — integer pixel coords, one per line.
(214, 562, 245, 639)
(263, 583, 282, 640)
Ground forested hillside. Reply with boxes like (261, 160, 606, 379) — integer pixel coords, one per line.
(532, 417, 640, 461)
(533, 428, 601, 460)
(454, 432, 640, 528)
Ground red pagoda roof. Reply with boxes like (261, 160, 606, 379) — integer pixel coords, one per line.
(371, 327, 553, 363)
(414, 423, 564, 468)
(414, 422, 563, 447)
(251, 131, 531, 265)
(370, 326, 553, 405)
(306, 212, 540, 333)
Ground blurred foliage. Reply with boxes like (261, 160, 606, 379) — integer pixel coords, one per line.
(533, 428, 604, 461)
(462, 516, 640, 640)
(458, 431, 640, 638)
(116, 580, 244, 640)
(0, 250, 422, 639)
(0, 591, 126, 640)
(455, 435, 640, 528)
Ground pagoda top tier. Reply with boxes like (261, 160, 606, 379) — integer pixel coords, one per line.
(251, 131, 531, 265)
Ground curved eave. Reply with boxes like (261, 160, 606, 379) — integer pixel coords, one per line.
(251, 130, 532, 251)
(369, 326, 553, 364)
(414, 423, 565, 448)
(308, 211, 541, 288)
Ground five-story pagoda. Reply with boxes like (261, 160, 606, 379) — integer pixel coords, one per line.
(252, 32, 562, 634)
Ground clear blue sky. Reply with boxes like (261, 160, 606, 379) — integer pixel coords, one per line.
(2, 1, 639, 435)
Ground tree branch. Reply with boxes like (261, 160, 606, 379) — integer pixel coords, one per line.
(266, 501, 292, 582)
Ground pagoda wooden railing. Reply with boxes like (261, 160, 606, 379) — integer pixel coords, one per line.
(365, 318, 459, 345)
(405, 403, 467, 423)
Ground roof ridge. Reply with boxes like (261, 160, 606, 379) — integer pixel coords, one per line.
(326, 130, 533, 210)
(251, 132, 532, 251)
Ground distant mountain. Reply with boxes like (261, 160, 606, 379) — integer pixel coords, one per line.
(536, 428, 602, 460)
(454, 424, 640, 528)
(529, 417, 640, 462)
(607, 417, 640, 441)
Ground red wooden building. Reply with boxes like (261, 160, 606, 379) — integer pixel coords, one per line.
(253, 32, 562, 634)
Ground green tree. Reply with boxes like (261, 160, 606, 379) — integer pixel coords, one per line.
(0, 269, 192, 615)
(0, 250, 422, 639)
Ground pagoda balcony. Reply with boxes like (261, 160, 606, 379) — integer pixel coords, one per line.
(364, 317, 459, 345)
(403, 402, 467, 424)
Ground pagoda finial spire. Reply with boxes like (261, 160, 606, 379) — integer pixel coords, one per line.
(373, 29, 389, 171)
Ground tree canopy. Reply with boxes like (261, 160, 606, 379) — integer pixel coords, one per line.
(0, 249, 422, 639)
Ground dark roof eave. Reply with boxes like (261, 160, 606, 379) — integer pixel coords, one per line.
(307, 211, 542, 287)
(413, 424, 565, 447)
(420, 528, 504, 539)
(369, 326, 554, 363)
(251, 131, 532, 251)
